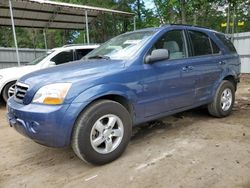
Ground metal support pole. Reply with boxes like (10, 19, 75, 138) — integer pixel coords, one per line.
(83, 32, 86, 44)
(9, 0, 20, 66)
(231, 6, 236, 36)
(133, 16, 136, 31)
(85, 10, 90, 44)
(226, 3, 230, 34)
(43, 29, 47, 51)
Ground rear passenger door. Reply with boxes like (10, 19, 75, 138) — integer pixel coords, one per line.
(186, 29, 223, 103)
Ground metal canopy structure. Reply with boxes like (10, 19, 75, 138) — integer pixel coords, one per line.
(0, 0, 134, 30)
(0, 0, 135, 66)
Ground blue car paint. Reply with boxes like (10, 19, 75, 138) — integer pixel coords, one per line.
(7, 25, 241, 147)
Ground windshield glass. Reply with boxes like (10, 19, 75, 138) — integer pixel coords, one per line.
(25, 50, 54, 65)
(85, 31, 155, 60)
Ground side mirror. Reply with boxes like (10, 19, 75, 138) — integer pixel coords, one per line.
(48, 61, 56, 67)
(145, 49, 169, 64)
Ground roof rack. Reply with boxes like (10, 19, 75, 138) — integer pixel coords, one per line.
(160, 24, 211, 30)
(62, 43, 100, 48)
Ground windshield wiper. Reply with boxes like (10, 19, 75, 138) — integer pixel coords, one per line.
(87, 55, 110, 60)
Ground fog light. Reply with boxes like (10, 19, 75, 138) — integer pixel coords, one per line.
(28, 121, 40, 133)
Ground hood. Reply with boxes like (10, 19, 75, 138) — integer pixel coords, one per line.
(0, 65, 38, 79)
(20, 59, 126, 86)
(19, 59, 126, 104)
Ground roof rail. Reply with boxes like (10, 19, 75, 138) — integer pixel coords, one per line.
(160, 23, 211, 30)
(62, 43, 99, 47)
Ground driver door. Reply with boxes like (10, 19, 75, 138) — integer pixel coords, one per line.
(142, 29, 197, 117)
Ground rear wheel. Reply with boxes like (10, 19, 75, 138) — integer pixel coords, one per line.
(71, 100, 132, 165)
(2, 81, 16, 102)
(208, 80, 235, 118)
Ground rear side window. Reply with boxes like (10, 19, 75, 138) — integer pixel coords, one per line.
(210, 39, 220, 54)
(188, 30, 212, 56)
(215, 33, 237, 53)
(75, 48, 94, 60)
(51, 50, 73, 65)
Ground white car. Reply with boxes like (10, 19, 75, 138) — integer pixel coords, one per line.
(0, 44, 99, 102)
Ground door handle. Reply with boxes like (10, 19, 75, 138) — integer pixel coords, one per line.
(218, 61, 226, 65)
(182, 66, 194, 72)
(182, 66, 188, 72)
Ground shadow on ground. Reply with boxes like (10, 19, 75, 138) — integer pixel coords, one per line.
(131, 107, 210, 141)
(0, 100, 5, 109)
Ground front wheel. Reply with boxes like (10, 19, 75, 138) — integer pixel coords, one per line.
(208, 80, 235, 118)
(71, 100, 132, 165)
(2, 81, 16, 103)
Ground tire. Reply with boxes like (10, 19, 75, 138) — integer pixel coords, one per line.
(2, 81, 16, 103)
(208, 80, 235, 118)
(71, 100, 132, 165)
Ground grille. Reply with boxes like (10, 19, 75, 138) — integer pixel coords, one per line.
(14, 82, 29, 103)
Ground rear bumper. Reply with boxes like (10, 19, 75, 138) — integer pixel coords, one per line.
(7, 97, 87, 147)
(236, 75, 240, 83)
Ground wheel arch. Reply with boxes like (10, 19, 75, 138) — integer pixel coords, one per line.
(0, 80, 16, 94)
(1, 80, 17, 101)
(211, 72, 238, 103)
(67, 84, 137, 145)
(76, 93, 135, 121)
(68, 93, 135, 148)
(223, 75, 237, 91)
(96, 94, 134, 115)
(72, 84, 137, 118)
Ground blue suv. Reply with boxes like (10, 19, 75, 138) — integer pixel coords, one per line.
(7, 25, 240, 164)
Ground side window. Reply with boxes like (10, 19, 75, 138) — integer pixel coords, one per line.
(188, 30, 212, 56)
(215, 33, 237, 53)
(152, 30, 187, 60)
(75, 49, 94, 60)
(51, 50, 73, 65)
(210, 39, 220, 54)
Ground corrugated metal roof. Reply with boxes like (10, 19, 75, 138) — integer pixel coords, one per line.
(0, 0, 134, 30)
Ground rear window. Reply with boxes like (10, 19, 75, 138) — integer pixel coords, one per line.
(215, 33, 237, 53)
(210, 39, 220, 54)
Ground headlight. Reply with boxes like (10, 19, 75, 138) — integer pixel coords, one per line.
(32, 83, 72, 105)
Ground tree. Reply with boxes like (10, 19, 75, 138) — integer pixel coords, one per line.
(1, 0, 250, 49)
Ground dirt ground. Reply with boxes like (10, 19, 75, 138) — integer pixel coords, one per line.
(0, 76, 250, 188)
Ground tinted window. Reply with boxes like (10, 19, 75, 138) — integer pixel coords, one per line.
(188, 30, 212, 56)
(216, 33, 237, 53)
(75, 49, 93, 60)
(153, 30, 186, 60)
(51, 50, 73, 65)
(210, 39, 220, 54)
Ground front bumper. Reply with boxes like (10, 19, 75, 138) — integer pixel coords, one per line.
(7, 97, 86, 147)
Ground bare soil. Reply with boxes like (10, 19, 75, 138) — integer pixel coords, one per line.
(0, 75, 250, 188)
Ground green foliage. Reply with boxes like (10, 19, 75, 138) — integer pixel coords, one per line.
(0, 27, 13, 47)
(153, 0, 250, 32)
(0, 0, 250, 49)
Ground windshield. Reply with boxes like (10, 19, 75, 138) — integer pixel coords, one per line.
(85, 31, 155, 60)
(25, 50, 53, 65)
